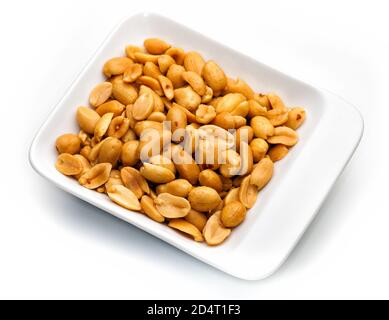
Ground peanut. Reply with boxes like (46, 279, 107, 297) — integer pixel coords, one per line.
(268, 144, 289, 162)
(144, 38, 171, 55)
(79, 163, 112, 189)
(250, 157, 274, 190)
(154, 193, 191, 218)
(56, 134, 81, 155)
(285, 107, 306, 129)
(267, 126, 298, 146)
(239, 175, 258, 208)
(89, 82, 113, 107)
(140, 195, 165, 223)
(203, 212, 231, 246)
(107, 184, 141, 211)
(56, 153, 82, 176)
(188, 186, 222, 212)
(168, 219, 204, 242)
(221, 201, 246, 227)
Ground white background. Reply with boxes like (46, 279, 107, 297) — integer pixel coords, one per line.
(0, 0, 388, 299)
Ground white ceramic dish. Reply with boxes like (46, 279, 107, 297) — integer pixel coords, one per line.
(29, 13, 363, 280)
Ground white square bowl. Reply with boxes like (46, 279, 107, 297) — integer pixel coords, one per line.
(29, 12, 363, 280)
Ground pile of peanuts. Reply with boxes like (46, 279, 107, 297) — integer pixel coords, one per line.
(55, 38, 306, 246)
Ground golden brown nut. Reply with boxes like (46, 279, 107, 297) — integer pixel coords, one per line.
(168, 219, 204, 242)
(174, 86, 201, 112)
(198, 169, 223, 193)
(188, 186, 222, 212)
(158, 55, 176, 74)
(250, 116, 274, 139)
(182, 71, 206, 96)
(136, 76, 163, 96)
(171, 145, 200, 184)
(125, 45, 142, 60)
(94, 112, 113, 141)
(111, 77, 138, 105)
(96, 100, 125, 117)
(158, 75, 174, 100)
(184, 51, 205, 75)
(76, 107, 101, 134)
(195, 104, 216, 124)
(224, 77, 254, 99)
(132, 92, 154, 120)
(267, 126, 298, 146)
(234, 125, 254, 152)
(250, 157, 274, 190)
(223, 187, 240, 205)
(211, 112, 235, 130)
(143, 61, 162, 79)
(89, 82, 113, 107)
(55, 153, 83, 176)
(202, 61, 227, 94)
(103, 57, 133, 77)
(166, 64, 186, 88)
(220, 201, 247, 227)
(154, 193, 191, 218)
(285, 107, 306, 130)
(165, 47, 185, 65)
(79, 163, 112, 189)
(120, 167, 149, 199)
(144, 38, 171, 55)
(166, 106, 187, 142)
(140, 163, 175, 184)
(239, 175, 258, 208)
(184, 209, 208, 232)
(97, 137, 122, 166)
(215, 93, 246, 114)
(140, 195, 165, 223)
(123, 63, 143, 83)
(156, 179, 193, 198)
(121, 140, 140, 166)
(56, 134, 81, 155)
(134, 52, 160, 64)
(250, 138, 269, 162)
(107, 184, 141, 211)
(203, 212, 231, 246)
(107, 116, 130, 139)
(268, 144, 289, 162)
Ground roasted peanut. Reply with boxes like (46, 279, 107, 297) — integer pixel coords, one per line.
(147, 111, 166, 122)
(285, 107, 306, 129)
(56, 133, 81, 155)
(140, 195, 165, 223)
(132, 92, 154, 120)
(56, 153, 82, 176)
(168, 219, 204, 242)
(156, 179, 193, 198)
(182, 71, 206, 96)
(239, 175, 258, 208)
(158, 75, 174, 100)
(250, 138, 269, 162)
(267, 126, 298, 146)
(97, 137, 122, 166)
(233, 116, 247, 128)
(195, 104, 216, 124)
(250, 116, 274, 139)
(103, 57, 133, 77)
(185, 209, 208, 232)
(166, 105, 187, 142)
(216, 93, 246, 114)
(89, 82, 113, 107)
(121, 167, 149, 199)
(136, 76, 163, 96)
(211, 112, 235, 130)
(221, 201, 246, 227)
(254, 93, 271, 109)
(198, 169, 223, 193)
(223, 187, 240, 205)
(94, 112, 113, 141)
(268, 144, 289, 162)
(234, 125, 254, 152)
(111, 77, 138, 105)
(202, 61, 227, 94)
(79, 163, 112, 189)
(203, 212, 231, 246)
(107, 184, 141, 211)
(143, 61, 162, 79)
(158, 55, 175, 74)
(123, 63, 143, 83)
(96, 100, 125, 117)
(144, 38, 171, 55)
(140, 163, 175, 184)
(171, 145, 200, 184)
(134, 52, 160, 64)
(188, 186, 222, 212)
(184, 51, 205, 75)
(166, 64, 186, 88)
(173, 86, 201, 112)
(125, 45, 142, 60)
(250, 157, 274, 190)
(248, 99, 267, 118)
(107, 116, 130, 139)
(165, 47, 185, 65)
(224, 77, 254, 99)
(201, 86, 213, 103)
(154, 193, 191, 218)
(76, 107, 101, 134)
